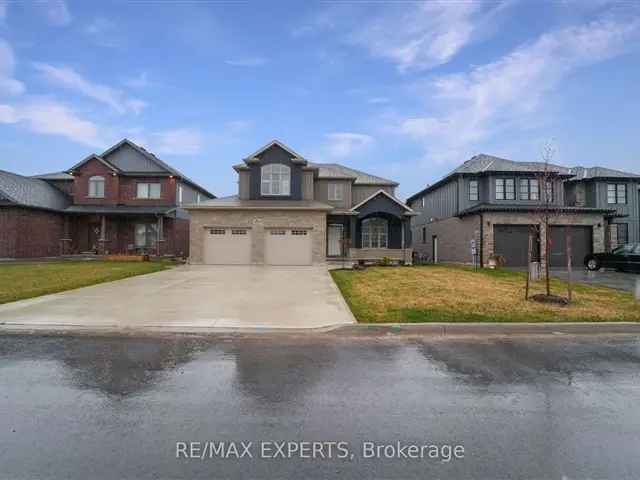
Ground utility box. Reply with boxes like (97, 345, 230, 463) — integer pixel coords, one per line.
(529, 262, 541, 282)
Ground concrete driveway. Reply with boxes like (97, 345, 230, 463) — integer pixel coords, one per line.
(549, 267, 639, 292)
(0, 265, 355, 331)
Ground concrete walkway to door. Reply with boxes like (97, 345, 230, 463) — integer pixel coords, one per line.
(0, 266, 356, 332)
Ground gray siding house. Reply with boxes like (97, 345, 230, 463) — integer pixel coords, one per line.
(407, 154, 639, 268)
(185, 140, 415, 266)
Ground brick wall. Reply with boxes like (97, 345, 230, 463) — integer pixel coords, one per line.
(412, 215, 481, 264)
(118, 176, 176, 205)
(0, 207, 65, 258)
(73, 158, 119, 205)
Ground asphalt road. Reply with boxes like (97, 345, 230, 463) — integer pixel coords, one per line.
(2, 333, 640, 480)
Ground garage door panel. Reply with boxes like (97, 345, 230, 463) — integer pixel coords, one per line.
(204, 228, 252, 265)
(265, 229, 312, 265)
(549, 226, 592, 268)
(494, 225, 540, 267)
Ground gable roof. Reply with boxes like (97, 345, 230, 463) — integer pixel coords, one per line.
(568, 166, 640, 180)
(309, 162, 398, 186)
(351, 189, 415, 215)
(67, 139, 215, 198)
(243, 139, 308, 162)
(0, 169, 70, 211)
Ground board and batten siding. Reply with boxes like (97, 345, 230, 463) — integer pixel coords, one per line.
(302, 170, 315, 201)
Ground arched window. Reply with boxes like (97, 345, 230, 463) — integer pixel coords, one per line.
(261, 164, 290, 196)
(361, 217, 388, 248)
(88, 176, 105, 198)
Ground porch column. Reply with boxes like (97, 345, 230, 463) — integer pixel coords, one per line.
(99, 215, 106, 254)
(156, 215, 164, 256)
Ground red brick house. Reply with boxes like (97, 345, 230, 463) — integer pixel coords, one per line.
(0, 139, 215, 259)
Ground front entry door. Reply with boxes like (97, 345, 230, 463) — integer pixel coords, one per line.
(88, 223, 101, 252)
(328, 224, 343, 257)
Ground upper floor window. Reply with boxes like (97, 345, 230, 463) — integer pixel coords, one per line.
(421, 197, 425, 208)
(495, 178, 515, 200)
(88, 176, 105, 198)
(519, 179, 540, 200)
(328, 183, 344, 201)
(469, 180, 479, 201)
(137, 182, 161, 199)
(607, 183, 627, 204)
(544, 181, 554, 203)
(178, 185, 183, 204)
(261, 164, 290, 196)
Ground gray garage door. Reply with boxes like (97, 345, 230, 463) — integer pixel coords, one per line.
(494, 225, 540, 266)
(549, 226, 592, 268)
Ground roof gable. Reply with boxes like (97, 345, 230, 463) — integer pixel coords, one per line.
(102, 141, 168, 173)
(69, 154, 119, 174)
(310, 162, 398, 186)
(351, 189, 415, 215)
(243, 140, 307, 164)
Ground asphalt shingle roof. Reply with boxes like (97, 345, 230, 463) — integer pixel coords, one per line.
(567, 166, 640, 179)
(308, 162, 398, 186)
(452, 154, 572, 175)
(0, 170, 70, 211)
(30, 171, 74, 181)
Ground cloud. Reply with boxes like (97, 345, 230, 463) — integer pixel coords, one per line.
(0, 99, 103, 146)
(224, 57, 268, 67)
(394, 18, 640, 164)
(35, 0, 71, 27)
(151, 128, 203, 155)
(0, 40, 24, 95)
(33, 63, 146, 114)
(324, 132, 374, 158)
(301, 2, 511, 72)
(123, 72, 153, 89)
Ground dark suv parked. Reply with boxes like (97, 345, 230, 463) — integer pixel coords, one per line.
(584, 244, 640, 272)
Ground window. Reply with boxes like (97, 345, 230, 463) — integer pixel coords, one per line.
(135, 223, 158, 247)
(137, 183, 161, 199)
(210, 229, 225, 235)
(178, 185, 183, 204)
(617, 223, 629, 245)
(422, 227, 426, 244)
(361, 217, 388, 249)
(197, 193, 201, 203)
(291, 230, 308, 235)
(608, 184, 627, 204)
(519, 179, 540, 200)
(270, 230, 286, 235)
(261, 164, 291, 196)
(495, 179, 505, 200)
(505, 179, 515, 200)
(231, 229, 247, 235)
(544, 181, 554, 203)
(469, 180, 479, 201)
(328, 183, 344, 201)
(421, 197, 425, 208)
(88, 176, 105, 198)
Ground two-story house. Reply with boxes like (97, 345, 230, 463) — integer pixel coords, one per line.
(407, 154, 639, 268)
(185, 140, 415, 265)
(0, 139, 214, 258)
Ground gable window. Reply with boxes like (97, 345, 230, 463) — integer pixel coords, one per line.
(135, 223, 158, 248)
(361, 217, 388, 249)
(328, 183, 344, 201)
(88, 176, 105, 198)
(469, 180, 479, 201)
(608, 183, 627, 204)
(261, 164, 291, 196)
(137, 183, 161, 199)
(519, 179, 540, 200)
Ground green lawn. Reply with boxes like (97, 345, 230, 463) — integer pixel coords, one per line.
(0, 261, 172, 304)
(331, 264, 640, 323)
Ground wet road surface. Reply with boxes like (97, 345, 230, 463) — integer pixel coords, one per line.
(1, 333, 640, 479)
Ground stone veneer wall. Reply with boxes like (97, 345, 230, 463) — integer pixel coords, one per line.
(188, 209, 327, 264)
(482, 212, 606, 268)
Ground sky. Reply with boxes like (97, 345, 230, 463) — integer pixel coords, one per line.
(0, 0, 639, 199)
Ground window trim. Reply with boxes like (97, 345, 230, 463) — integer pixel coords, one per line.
(261, 163, 291, 196)
(469, 180, 479, 201)
(136, 182, 162, 199)
(361, 217, 388, 249)
(518, 178, 540, 201)
(88, 175, 105, 198)
(328, 182, 344, 201)
(608, 183, 627, 204)
(495, 178, 515, 200)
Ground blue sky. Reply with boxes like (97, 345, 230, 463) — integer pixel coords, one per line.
(0, 0, 639, 198)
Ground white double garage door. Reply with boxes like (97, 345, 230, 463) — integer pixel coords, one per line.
(203, 227, 313, 265)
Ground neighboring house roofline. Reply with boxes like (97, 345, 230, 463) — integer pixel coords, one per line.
(30, 171, 74, 181)
(0, 169, 71, 212)
(68, 153, 120, 174)
(242, 139, 308, 164)
(350, 188, 417, 215)
(456, 203, 616, 217)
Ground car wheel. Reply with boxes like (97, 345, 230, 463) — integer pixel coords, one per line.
(586, 257, 600, 271)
